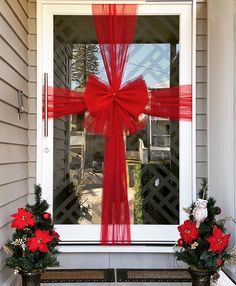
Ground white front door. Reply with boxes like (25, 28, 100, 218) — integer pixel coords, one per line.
(37, 1, 194, 244)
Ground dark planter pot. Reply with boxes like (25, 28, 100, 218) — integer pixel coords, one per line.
(188, 267, 215, 286)
(20, 270, 41, 286)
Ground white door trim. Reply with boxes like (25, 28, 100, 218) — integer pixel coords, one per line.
(37, 1, 196, 246)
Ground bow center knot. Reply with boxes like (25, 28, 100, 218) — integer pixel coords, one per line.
(112, 92, 118, 103)
(110, 89, 119, 103)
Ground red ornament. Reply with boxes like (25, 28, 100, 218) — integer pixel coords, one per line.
(178, 220, 199, 244)
(42, 212, 51, 220)
(216, 258, 223, 266)
(178, 238, 184, 246)
(26, 229, 53, 253)
(207, 226, 231, 254)
(216, 207, 221, 215)
(11, 208, 36, 230)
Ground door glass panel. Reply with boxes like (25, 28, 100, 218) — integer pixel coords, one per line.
(53, 15, 179, 225)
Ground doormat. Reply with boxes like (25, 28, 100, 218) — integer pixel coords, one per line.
(41, 269, 115, 283)
(117, 269, 192, 282)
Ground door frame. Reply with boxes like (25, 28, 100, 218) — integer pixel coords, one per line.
(37, 0, 196, 247)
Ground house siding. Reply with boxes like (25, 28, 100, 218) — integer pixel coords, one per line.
(0, 0, 29, 284)
(28, 0, 37, 194)
(196, 0, 208, 190)
(208, 0, 235, 248)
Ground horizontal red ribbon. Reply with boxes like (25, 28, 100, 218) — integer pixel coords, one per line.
(144, 85, 192, 121)
(42, 86, 86, 119)
(44, 85, 192, 122)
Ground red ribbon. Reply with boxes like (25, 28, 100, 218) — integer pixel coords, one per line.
(84, 75, 148, 244)
(145, 85, 192, 121)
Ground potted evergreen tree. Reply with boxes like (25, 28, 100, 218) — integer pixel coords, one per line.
(3, 185, 60, 286)
(174, 179, 235, 286)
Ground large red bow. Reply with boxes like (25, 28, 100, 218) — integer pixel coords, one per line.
(84, 75, 148, 136)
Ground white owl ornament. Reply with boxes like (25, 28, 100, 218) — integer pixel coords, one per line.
(192, 198, 208, 228)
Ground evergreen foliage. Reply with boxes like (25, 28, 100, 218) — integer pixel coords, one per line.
(3, 185, 60, 272)
(175, 179, 232, 273)
(71, 44, 99, 89)
(134, 163, 143, 224)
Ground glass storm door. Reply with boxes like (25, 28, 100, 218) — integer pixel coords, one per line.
(38, 2, 194, 244)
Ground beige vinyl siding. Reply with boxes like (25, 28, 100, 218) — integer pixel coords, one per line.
(28, 0, 37, 193)
(208, 0, 235, 245)
(196, 0, 207, 190)
(0, 0, 29, 284)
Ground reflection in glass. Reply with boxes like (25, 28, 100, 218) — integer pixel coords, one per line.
(53, 15, 179, 225)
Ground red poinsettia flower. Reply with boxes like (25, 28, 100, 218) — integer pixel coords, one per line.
(207, 226, 231, 254)
(11, 208, 36, 230)
(52, 230, 60, 241)
(178, 220, 199, 244)
(26, 230, 54, 253)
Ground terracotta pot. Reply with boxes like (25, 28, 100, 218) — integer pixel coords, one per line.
(20, 270, 41, 286)
(188, 267, 215, 286)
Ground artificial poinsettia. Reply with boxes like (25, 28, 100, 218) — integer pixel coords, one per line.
(26, 229, 54, 253)
(11, 208, 36, 230)
(207, 226, 231, 254)
(178, 220, 199, 244)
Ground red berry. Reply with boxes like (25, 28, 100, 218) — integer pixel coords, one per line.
(178, 238, 184, 246)
(216, 207, 221, 215)
(42, 212, 51, 220)
(217, 258, 222, 266)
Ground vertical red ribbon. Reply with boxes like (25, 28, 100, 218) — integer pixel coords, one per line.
(90, 4, 138, 244)
(84, 74, 148, 244)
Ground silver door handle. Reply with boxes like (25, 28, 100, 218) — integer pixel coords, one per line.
(44, 73, 48, 137)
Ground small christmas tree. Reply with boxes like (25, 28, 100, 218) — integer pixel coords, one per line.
(3, 185, 60, 272)
(175, 179, 233, 274)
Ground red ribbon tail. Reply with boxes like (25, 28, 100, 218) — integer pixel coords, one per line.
(101, 134, 131, 245)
